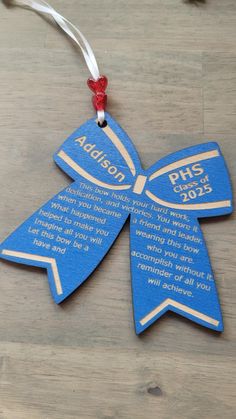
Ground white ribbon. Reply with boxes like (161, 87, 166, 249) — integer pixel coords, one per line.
(4, 0, 105, 123)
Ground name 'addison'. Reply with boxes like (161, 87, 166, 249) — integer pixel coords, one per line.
(75, 136, 126, 182)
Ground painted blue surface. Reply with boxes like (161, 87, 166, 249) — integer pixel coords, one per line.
(0, 113, 233, 333)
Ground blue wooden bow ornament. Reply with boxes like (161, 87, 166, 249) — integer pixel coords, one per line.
(0, 114, 233, 333)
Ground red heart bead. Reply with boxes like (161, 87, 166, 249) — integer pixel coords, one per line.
(92, 92, 107, 111)
(87, 75, 108, 93)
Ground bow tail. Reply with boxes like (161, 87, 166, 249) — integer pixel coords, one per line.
(130, 212, 223, 334)
(0, 180, 129, 303)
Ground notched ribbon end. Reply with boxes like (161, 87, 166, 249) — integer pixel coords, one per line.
(134, 298, 223, 334)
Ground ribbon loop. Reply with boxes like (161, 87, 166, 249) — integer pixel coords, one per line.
(145, 142, 232, 217)
(4, 0, 107, 123)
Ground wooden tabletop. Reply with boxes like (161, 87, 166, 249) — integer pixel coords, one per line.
(0, 1, 235, 418)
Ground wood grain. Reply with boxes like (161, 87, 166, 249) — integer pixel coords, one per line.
(0, 1, 235, 418)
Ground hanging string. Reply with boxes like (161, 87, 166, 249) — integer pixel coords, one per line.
(3, 0, 107, 124)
